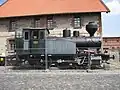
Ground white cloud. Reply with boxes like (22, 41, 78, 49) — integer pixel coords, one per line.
(106, 0, 120, 15)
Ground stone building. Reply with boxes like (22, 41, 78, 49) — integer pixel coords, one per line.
(0, 0, 109, 57)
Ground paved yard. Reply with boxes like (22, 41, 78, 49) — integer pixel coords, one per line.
(109, 59, 120, 70)
(0, 67, 120, 90)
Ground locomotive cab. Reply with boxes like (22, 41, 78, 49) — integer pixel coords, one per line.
(15, 28, 49, 65)
(23, 28, 46, 53)
(15, 28, 49, 53)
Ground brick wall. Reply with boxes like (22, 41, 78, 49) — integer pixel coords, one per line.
(103, 37, 120, 62)
(103, 37, 120, 50)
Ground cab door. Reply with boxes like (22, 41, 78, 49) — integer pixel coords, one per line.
(30, 30, 39, 53)
(23, 30, 30, 51)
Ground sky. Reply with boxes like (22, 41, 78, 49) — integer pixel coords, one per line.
(0, 0, 120, 37)
(102, 0, 120, 37)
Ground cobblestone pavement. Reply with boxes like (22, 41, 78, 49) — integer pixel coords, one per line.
(0, 67, 120, 90)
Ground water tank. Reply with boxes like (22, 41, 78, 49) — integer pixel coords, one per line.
(63, 30, 71, 37)
(73, 31, 79, 37)
(86, 22, 98, 37)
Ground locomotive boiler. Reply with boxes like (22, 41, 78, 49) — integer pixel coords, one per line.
(15, 22, 111, 69)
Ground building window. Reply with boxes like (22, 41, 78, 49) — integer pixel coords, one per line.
(47, 16, 53, 29)
(103, 48, 109, 50)
(117, 40, 119, 42)
(73, 15, 81, 28)
(105, 40, 107, 42)
(117, 47, 120, 49)
(9, 40, 15, 51)
(10, 20, 16, 31)
(10, 43, 15, 50)
(34, 18, 41, 28)
(112, 47, 115, 49)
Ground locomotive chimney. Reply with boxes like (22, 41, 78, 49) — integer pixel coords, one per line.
(86, 22, 98, 37)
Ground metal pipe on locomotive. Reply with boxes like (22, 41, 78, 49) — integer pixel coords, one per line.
(15, 22, 113, 69)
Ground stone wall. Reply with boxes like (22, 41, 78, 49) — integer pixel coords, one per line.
(0, 13, 102, 56)
(0, 13, 102, 36)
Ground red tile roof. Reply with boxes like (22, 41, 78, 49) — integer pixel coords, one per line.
(0, 0, 110, 18)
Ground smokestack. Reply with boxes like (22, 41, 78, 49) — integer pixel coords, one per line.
(86, 22, 98, 37)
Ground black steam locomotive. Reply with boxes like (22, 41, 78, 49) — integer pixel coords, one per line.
(15, 22, 111, 69)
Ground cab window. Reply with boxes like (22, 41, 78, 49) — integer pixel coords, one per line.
(33, 30, 39, 39)
(24, 32, 29, 40)
(40, 31, 45, 39)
